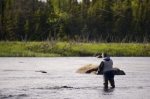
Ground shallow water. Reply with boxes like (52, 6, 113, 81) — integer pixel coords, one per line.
(0, 57, 150, 99)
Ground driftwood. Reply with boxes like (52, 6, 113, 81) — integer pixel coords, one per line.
(76, 64, 125, 75)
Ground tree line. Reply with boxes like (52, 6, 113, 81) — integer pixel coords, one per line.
(0, 0, 150, 42)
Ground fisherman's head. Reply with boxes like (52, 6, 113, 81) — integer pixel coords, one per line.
(101, 53, 107, 58)
(97, 52, 108, 58)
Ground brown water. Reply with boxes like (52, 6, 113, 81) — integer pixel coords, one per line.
(0, 57, 150, 99)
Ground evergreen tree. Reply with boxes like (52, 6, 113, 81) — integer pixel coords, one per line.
(0, 0, 149, 42)
(113, 0, 133, 42)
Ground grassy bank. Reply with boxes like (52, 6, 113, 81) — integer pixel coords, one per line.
(0, 41, 149, 57)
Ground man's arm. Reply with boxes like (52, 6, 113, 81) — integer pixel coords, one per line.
(97, 61, 104, 74)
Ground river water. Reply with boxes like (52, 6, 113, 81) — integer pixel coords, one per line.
(0, 57, 150, 99)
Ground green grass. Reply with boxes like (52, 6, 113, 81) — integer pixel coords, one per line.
(0, 41, 149, 57)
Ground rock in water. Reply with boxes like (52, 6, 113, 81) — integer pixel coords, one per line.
(76, 64, 98, 74)
(35, 70, 47, 73)
(76, 64, 125, 75)
(112, 68, 126, 75)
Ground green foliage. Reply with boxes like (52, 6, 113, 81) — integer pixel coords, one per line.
(0, 41, 150, 57)
(1, 0, 150, 42)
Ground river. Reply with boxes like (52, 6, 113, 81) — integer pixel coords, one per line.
(0, 57, 150, 99)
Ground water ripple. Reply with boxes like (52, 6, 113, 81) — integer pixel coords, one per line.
(0, 94, 28, 99)
(33, 86, 101, 90)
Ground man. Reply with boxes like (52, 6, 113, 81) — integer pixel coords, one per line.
(97, 53, 115, 89)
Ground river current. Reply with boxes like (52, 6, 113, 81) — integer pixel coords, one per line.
(0, 57, 150, 99)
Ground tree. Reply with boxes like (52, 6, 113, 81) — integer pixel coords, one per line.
(113, 0, 133, 42)
(0, 0, 4, 40)
(0, 0, 149, 42)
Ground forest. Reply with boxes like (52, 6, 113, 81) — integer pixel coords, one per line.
(0, 0, 150, 42)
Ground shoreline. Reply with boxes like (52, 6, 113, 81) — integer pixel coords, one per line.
(0, 41, 149, 57)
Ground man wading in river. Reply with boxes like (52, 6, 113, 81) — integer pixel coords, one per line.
(97, 53, 115, 89)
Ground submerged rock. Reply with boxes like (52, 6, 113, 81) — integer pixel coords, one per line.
(76, 64, 125, 75)
(35, 70, 47, 73)
(112, 68, 126, 75)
